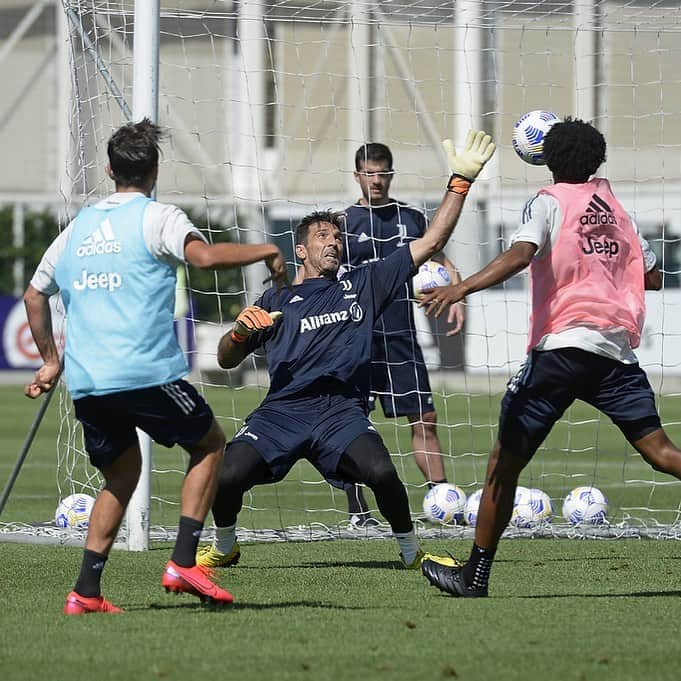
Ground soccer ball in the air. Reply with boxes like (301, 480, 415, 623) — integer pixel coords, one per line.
(512, 110, 560, 165)
(511, 487, 553, 528)
(463, 488, 483, 527)
(55, 493, 96, 529)
(412, 260, 452, 299)
(562, 486, 608, 526)
(422, 483, 466, 525)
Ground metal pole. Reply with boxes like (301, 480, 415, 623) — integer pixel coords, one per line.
(65, 7, 133, 121)
(574, 0, 597, 122)
(452, 0, 486, 278)
(12, 203, 25, 298)
(347, 1, 372, 196)
(234, 0, 269, 303)
(0, 367, 62, 518)
(126, 0, 160, 551)
(0, 0, 48, 67)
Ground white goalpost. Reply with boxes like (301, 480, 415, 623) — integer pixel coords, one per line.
(2, 0, 681, 546)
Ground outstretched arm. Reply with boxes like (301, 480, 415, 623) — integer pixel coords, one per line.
(420, 241, 537, 329)
(23, 285, 61, 398)
(184, 235, 289, 289)
(409, 130, 495, 268)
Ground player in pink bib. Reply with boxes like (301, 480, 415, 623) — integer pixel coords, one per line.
(417, 117, 681, 597)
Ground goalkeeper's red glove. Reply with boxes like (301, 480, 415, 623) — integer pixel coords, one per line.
(230, 306, 282, 344)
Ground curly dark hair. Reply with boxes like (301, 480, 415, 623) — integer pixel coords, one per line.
(294, 210, 345, 245)
(543, 117, 606, 183)
(107, 117, 164, 187)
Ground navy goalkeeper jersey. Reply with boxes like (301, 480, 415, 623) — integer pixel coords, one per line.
(245, 246, 416, 403)
(343, 201, 426, 335)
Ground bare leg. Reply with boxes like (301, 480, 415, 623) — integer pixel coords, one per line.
(85, 444, 141, 555)
(631, 427, 681, 479)
(474, 441, 529, 550)
(181, 418, 226, 521)
(408, 410, 447, 483)
(421, 441, 529, 596)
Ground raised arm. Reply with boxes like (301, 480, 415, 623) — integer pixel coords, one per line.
(409, 130, 495, 268)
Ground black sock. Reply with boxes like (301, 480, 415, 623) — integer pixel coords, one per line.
(171, 516, 204, 567)
(462, 543, 496, 589)
(346, 485, 370, 515)
(74, 549, 108, 598)
(427, 479, 448, 490)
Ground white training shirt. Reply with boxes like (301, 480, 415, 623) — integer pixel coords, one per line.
(509, 192, 657, 364)
(30, 192, 206, 296)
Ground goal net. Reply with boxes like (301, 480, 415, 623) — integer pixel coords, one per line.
(3, 0, 681, 545)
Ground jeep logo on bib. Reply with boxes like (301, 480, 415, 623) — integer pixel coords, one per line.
(73, 269, 122, 291)
(581, 236, 619, 258)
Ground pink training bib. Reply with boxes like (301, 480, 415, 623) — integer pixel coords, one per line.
(527, 178, 645, 351)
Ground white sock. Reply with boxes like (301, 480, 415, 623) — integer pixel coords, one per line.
(394, 530, 419, 565)
(214, 524, 237, 555)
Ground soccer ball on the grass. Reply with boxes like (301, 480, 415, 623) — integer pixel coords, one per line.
(562, 486, 609, 526)
(411, 260, 452, 300)
(464, 488, 483, 527)
(512, 110, 560, 165)
(55, 493, 96, 530)
(511, 487, 553, 528)
(422, 483, 466, 525)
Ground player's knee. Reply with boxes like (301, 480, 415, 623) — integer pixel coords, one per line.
(217, 441, 263, 492)
(364, 459, 401, 492)
(645, 445, 680, 474)
(410, 410, 438, 434)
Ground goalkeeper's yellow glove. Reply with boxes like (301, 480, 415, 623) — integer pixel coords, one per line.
(230, 306, 282, 343)
(443, 129, 496, 195)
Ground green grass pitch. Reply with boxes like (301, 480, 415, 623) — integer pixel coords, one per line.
(2, 385, 681, 680)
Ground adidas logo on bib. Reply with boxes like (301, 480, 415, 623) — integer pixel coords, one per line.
(76, 219, 122, 257)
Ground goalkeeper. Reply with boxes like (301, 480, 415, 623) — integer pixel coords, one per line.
(197, 129, 495, 570)
(24, 118, 288, 614)
(341, 141, 465, 528)
(419, 117, 681, 598)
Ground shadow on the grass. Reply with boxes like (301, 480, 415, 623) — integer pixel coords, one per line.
(233, 559, 403, 569)
(131, 599, 368, 612)
(520, 589, 681, 599)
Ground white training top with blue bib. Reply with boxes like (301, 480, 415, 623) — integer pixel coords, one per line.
(54, 195, 188, 398)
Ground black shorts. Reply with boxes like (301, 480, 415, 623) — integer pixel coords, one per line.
(498, 348, 661, 459)
(74, 379, 214, 470)
(231, 387, 378, 489)
(369, 335, 435, 418)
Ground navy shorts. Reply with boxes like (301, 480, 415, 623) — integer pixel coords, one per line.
(498, 348, 661, 459)
(231, 386, 378, 489)
(74, 379, 215, 470)
(369, 335, 435, 418)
